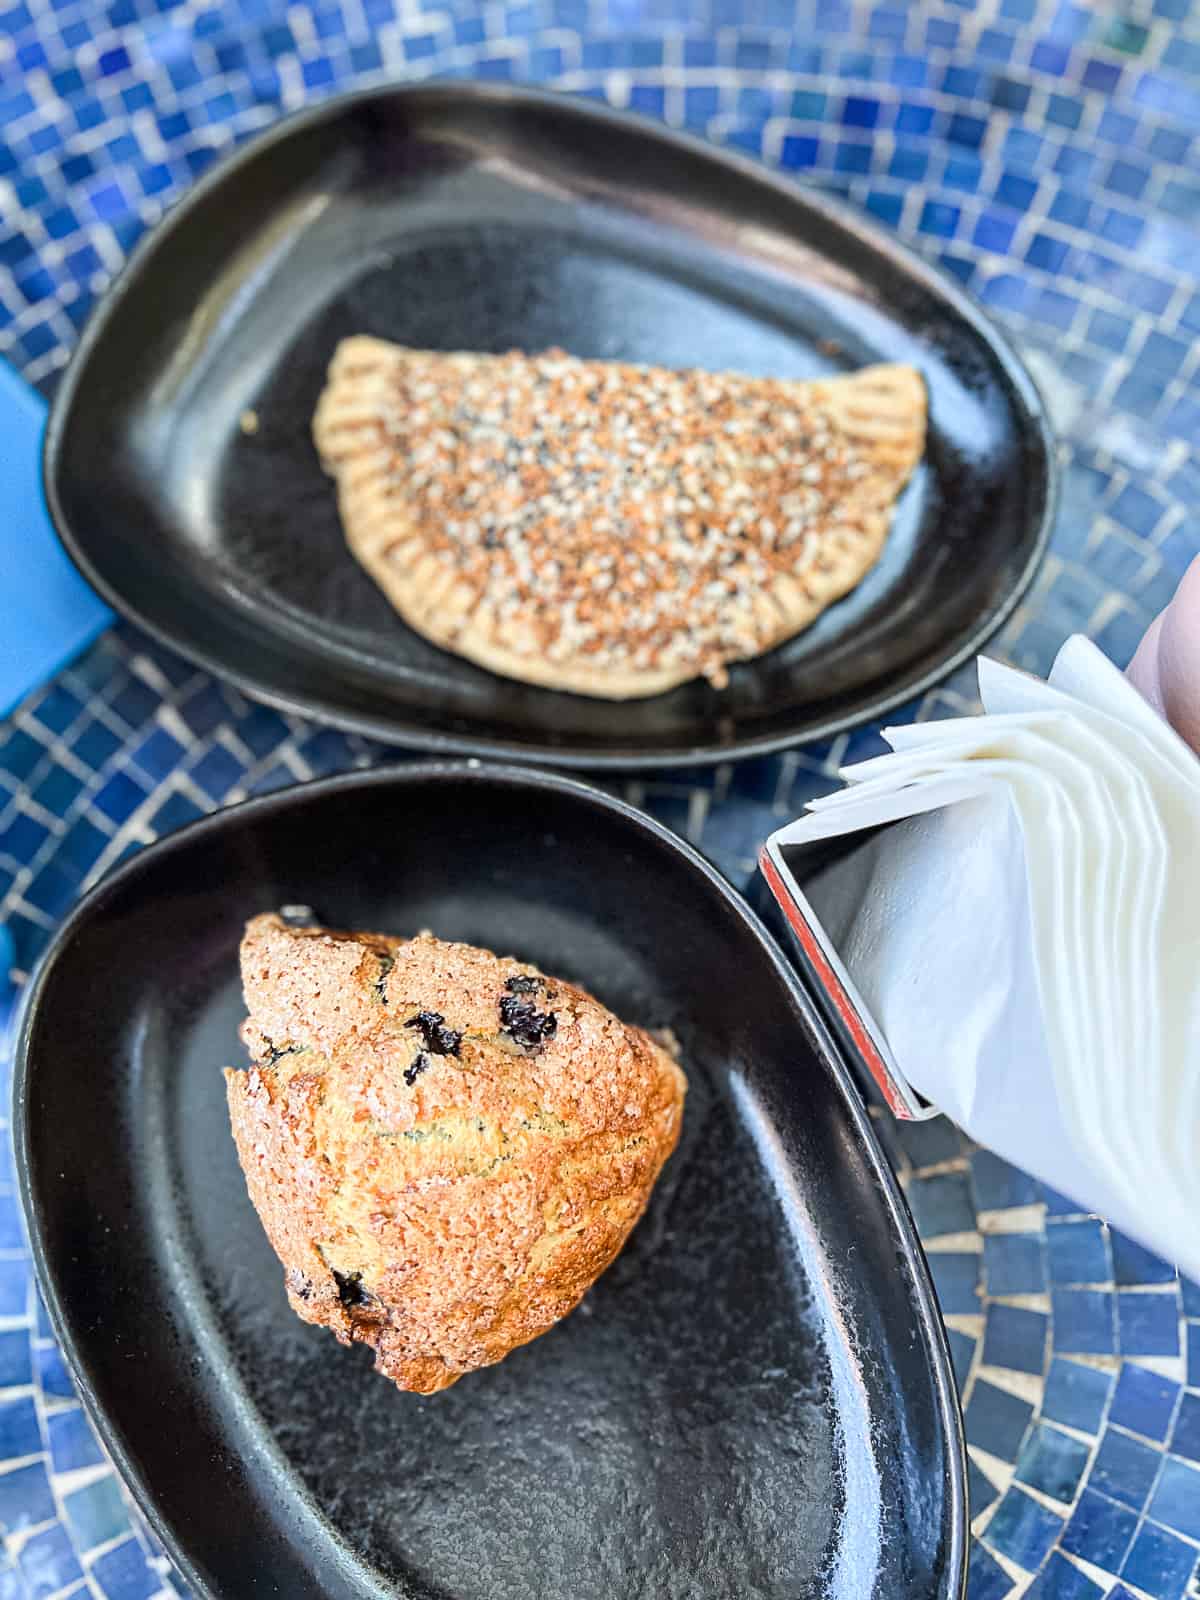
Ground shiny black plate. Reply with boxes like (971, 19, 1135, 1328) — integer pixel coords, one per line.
(45, 83, 1054, 769)
(16, 765, 966, 1599)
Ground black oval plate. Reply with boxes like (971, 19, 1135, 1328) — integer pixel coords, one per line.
(45, 83, 1054, 770)
(16, 765, 965, 1599)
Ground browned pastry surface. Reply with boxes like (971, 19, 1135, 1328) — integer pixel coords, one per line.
(225, 914, 687, 1394)
(313, 340, 926, 697)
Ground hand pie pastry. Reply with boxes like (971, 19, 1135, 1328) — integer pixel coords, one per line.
(313, 339, 926, 698)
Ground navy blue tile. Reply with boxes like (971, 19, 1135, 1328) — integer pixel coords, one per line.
(1122, 1520, 1197, 1599)
(1110, 1364, 1180, 1444)
(984, 1487, 1062, 1568)
(970, 1150, 1038, 1211)
(1150, 1457, 1200, 1541)
(1118, 1292, 1179, 1357)
(1023, 1552, 1103, 1599)
(1061, 1487, 1138, 1571)
(1111, 1231, 1178, 1286)
(92, 768, 150, 825)
(966, 1542, 1010, 1600)
(983, 1304, 1048, 1375)
(964, 1378, 1033, 1461)
(928, 1252, 980, 1315)
(17, 1523, 82, 1599)
(967, 1458, 999, 1517)
(145, 789, 205, 835)
(1013, 1422, 1090, 1502)
(1052, 1290, 1116, 1354)
(981, 1235, 1044, 1298)
(1090, 1426, 1163, 1510)
(907, 1172, 975, 1237)
(1046, 1219, 1111, 1285)
(946, 1329, 975, 1392)
(47, 1406, 104, 1473)
(1189, 1319, 1200, 1388)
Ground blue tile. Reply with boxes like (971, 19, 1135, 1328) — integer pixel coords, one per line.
(1026, 231, 1068, 272)
(0, 1397, 41, 1460)
(1061, 1487, 1138, 1571)
(1150, 1457, 1200, 1541)
(995, 170, 1039, 210)
(1171, 1391, 1200, 1465)
(1090, 1426, 1163, 1510)
(17, 1523, 82, 1599)
(982, 1234, 1045, 1296)
(64, 1473, 129, 1552)
(966, 1542, 1010, 1600)
(967, 1457, 999, 1517)
(984, 1487, 1062, 1568)
(971, 1150, 1038, 1211)
(1053, 1290, 1116, 1354)
(1031, 38, 1070, 73)
(907, 1172, 975, 1237)
(1122, 1521, 1197, 1599)
(965, 1378, 1033, 1461)
(1023, 1552, 1103, 1599)
(841, 95, 879, 128)
(47, 1407, 103, 1472)
(946, 1329, 975, 1392)
(983, 1304, 1048, 1375)
(1110, 1364, 1180, 1444)
(0, 1329, 31, 1389)
(1082, 57, 1122, 93)
(90, 1536, 160, 1600)
(779, 131, 821, 169)
(18, 1516, 84, 1593)
(918, 200, 960, 237)
(928, 1252, 980, 1315)
(1118, 1292, 1179, 1357)
(1190, 1323, 1200, 1388)
(893, 101, 933, 134)
(36, 1342, 74, 1400)
(0, 1262, 26, 1319)
(0, 1461, 54, 1534)
(1046, 1219, 1111, 1285)
(92, 768, 150, 825)
(1014, 1422, 1090, 1502)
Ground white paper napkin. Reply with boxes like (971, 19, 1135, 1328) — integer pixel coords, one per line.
(765, 637, 1200, 1279)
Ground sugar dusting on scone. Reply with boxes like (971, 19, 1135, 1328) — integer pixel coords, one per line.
(224, 914, 687, 1394)
(313, 340, 926, 699)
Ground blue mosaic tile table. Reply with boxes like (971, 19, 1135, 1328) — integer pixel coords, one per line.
(3, 0, 1200, 1593)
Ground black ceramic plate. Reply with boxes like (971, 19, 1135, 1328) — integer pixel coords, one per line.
(45, 83, 1054, 769)
(16, 765, 966, 1599)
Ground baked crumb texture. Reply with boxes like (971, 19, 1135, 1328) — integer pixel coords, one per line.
(313, 340, 927, 699)
(225, 914, 688, 1394)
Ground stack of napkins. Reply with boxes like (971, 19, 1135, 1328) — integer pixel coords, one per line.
(764, 637, 1200, 1279)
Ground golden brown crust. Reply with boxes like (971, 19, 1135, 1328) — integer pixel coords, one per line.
(225, 914, 687, 1393)
(313, 340, 926, 699)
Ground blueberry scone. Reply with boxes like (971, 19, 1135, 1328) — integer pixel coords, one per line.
(225, 914, 687, 1394)
(313, 340, 926, 698)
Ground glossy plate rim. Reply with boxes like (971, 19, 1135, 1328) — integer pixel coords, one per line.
(42, 80, 1058, 771)
(13, 761, 968, 1598)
